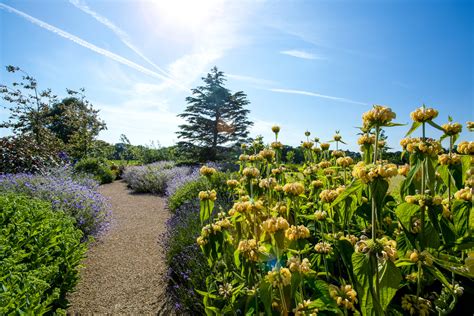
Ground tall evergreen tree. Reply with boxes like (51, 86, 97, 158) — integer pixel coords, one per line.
(176, 67, 253, 161)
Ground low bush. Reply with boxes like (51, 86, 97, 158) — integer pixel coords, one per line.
(0, 194, 87, 313)
(74, 158, 115, 184)
(122, 161, 189, 194)
(0, 171, 110, 238)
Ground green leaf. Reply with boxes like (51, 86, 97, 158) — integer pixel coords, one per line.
(370, 178, 389, 212)
(259, 279, 273, 316)
(331, 179, 363, 208)
(405, 121, 421, 137)
(395, 202, 420, 230)
(427, 120, 444, 132)
(453, 200, 470, 237)
(352, 251, 377, 316)
(379, 260, 402, 310)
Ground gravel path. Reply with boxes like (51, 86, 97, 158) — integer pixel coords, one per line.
(68, 181, 169, 314)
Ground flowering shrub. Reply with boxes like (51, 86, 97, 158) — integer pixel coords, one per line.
(0, 169, 110, 237)
(162, 169, 236, 313)
(193, 105, 473, 315)
(122, 161, 181, 194)
(0, 194, 87, 313)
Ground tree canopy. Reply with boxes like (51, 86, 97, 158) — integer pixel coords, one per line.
(176, 67, 253, 161)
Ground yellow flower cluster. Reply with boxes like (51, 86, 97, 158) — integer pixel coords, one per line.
(272, 202, 287, 214)
(329, 284, 358, 310)
(438, 153, 461, 165)
(218, 283, 233, 298)
(334, 134, 342, 142)
(259, 149, 276, 161)
(304, 166, 319, 176)
(271, 166, 286, 175)
(400, 137, 442, 156)
(336, 157, 353, 167)
(405, 194, 442, 207)
(314, 241, 332, 254)
(198, 190, 217, 201)
(318, 160, 332, 169)
(237, 239, 259, 261)
(457, 141, 474, 155)
(285, 225, 310, 241)
(261, 216, 289, 234)
(314, 210, 327, 221)
(232, 199, 264, 214)
(272, 125, 280, 133)
(454, 188, 472, 201)
(398, 164, 410, 176)
(340, 234, 359, 246)
(259, 177, 278, 189)
(287, 257, 311, 273)
(410, 107, 438, 123)
(320, 143, 330, 150)
(200, 165, 217, 177)
(283, 182, 305, 196)
(355, 237, 397, 261)
(362, 105, 396, 128)
(302, 141, 314, 149)
(242, 167, 260, 178)
(319, 187, 345, 203)
(407, 249, 433, 266)
(293, 299, 318, 316)
(351, 161, 398, 184)
(266, 267, 292, 287)
(226, 179, 239, 188)
(239, 154, 249, 161)
(271, 141, 283, 150)
(249, 154, 264, 162)
(357, 134, 375, 146)
(197, 216, 232, 246)
(311, 180, 324, 189)
(401, 295, 431, 316)
(468, 121, 474, 131)
(380, 237, 398, 261)
(331, 150, 345, 158)
(442, 122, 462, 136)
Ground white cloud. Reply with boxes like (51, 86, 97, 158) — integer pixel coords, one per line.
(268, 88, 368, 106)
(280, 50, 322, 60)
(0, 3, 185, 89)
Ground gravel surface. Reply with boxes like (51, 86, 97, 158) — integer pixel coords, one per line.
(67, 181, 170, 314)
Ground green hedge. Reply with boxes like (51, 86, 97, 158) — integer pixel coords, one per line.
(0, 194, 87, 314)
(74, 157, 115, 184)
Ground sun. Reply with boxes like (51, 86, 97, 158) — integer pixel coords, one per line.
(151, 0, 223, 31)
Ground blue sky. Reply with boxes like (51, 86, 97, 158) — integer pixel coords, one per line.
(0, 0, 472, 151)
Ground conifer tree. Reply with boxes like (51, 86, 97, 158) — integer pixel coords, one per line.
(177, 67, 253, 161)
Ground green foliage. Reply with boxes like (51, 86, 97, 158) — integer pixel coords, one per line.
(0, 194, 87, 313)
(176, 67, 253, 161)
(74, 158, 115, 184)
(0, 134, 62, 173)
(47, 94, 106, 160)
(0, 66, 107, 164)
(168, 178, 208, 212)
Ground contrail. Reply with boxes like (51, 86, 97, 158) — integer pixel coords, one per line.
(69, 0, 173, 80)
(268, 88, 368, 106)
(0, 3, 186, 90)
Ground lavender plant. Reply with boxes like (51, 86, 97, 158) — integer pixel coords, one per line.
(0, 170, 110, 237)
